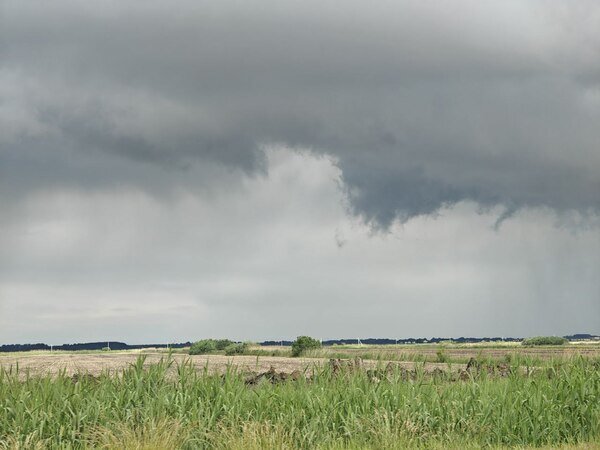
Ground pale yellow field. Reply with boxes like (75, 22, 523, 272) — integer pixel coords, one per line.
(0, 350, 464, 378)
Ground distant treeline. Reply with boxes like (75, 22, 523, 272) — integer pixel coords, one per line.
(261, 337, 524, 346)
(260, 334, 599, 346)
(1, 334, 597, 353)
(0, 342, 192, 353)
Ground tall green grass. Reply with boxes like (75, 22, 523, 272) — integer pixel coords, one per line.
(1, 356, 599, 449)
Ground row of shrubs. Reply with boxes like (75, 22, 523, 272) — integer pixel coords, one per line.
(189, 339, 250, 356)
(521, 336, 568, 346)
(189, 336, 323, 357)
(188, 335, 570, 358)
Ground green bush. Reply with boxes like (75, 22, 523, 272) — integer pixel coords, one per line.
(291, 336, 322, 357)
(188, 339, 242, 355)
(215, 339, 234, 351)
(189, 339, 217, 355)
(522, 336, 568, 346)
(224, 342, 249, 355)
(436, 347, 447, 363)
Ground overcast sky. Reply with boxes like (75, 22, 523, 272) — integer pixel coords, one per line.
(1, 0, 599, 344)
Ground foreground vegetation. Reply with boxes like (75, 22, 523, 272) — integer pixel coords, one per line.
(0, 355, 599, 449)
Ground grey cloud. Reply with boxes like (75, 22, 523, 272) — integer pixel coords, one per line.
(2, 0, 600, 227)
(1, 152, 598, 342)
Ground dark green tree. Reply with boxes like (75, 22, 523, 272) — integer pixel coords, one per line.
(291, 336, 322, 357)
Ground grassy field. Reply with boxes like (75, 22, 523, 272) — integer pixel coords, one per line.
(261, 341, 600, 367)
(326, 343, 600, 366)
(0, 346, 599, 449)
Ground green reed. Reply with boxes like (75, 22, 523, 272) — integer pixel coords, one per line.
(0, 356, 598, 449)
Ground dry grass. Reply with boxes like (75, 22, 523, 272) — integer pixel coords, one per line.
(87, 419, 188, 450)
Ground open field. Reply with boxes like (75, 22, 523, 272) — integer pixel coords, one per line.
(0, 350, 464, 379)
(1, 344, 599, 449)
(313, 341, 600, 364)
(244, 341, 600, 366)
(3, 340, 599, 378)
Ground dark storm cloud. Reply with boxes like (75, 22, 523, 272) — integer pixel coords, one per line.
(2, 0, 600, 227)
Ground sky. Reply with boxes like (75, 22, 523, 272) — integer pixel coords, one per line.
(1, 0, 599, 344)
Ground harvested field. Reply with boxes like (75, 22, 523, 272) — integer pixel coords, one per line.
(0, 350, 466, 378)
(3, 342, 598, 379)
